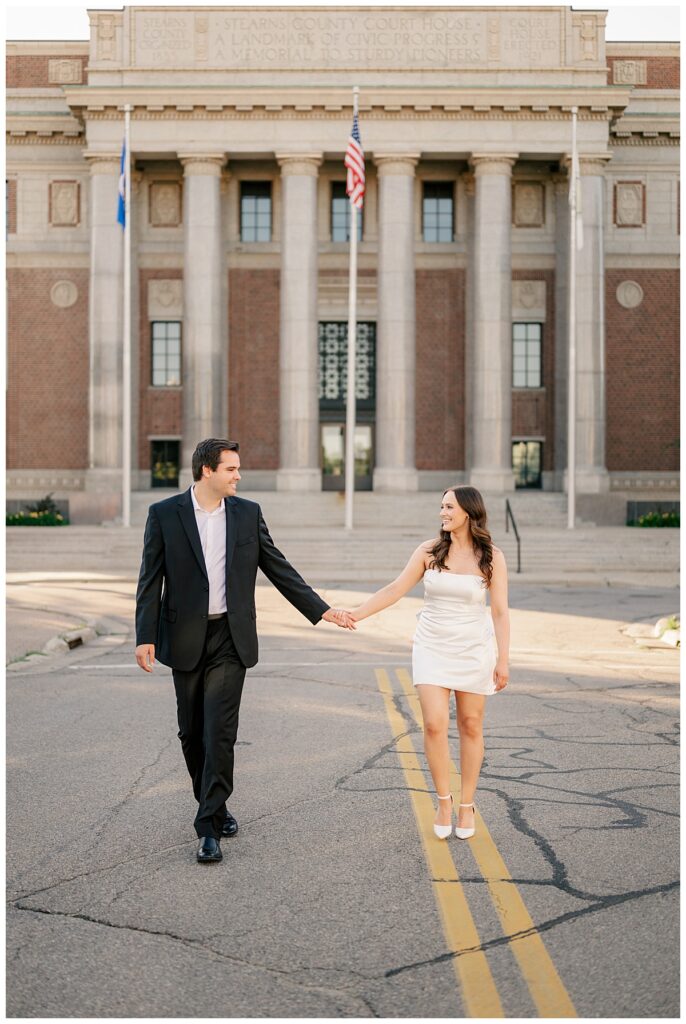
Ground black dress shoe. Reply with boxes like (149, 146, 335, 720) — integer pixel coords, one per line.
(221, 811, 238, 838)
(197, 836, 222, 863)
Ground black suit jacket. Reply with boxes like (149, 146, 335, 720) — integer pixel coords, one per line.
(135, 489, 329, 671)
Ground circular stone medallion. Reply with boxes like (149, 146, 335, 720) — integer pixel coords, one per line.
(616, 280, 644, 309)
(50, 280, 78, 308)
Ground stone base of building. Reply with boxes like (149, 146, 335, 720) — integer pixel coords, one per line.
(563, 467, 610, 494)
(373, 466, 419, 492)
(416, 470, 467, 492)
(276, 467, 322, 492)
(468, 467, 516, 493)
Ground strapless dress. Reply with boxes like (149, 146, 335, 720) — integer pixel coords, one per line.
(412, 569, 497, 695)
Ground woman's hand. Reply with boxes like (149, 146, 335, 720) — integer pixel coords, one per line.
(493, 659, 509, 691)
(322, 608, 357, 630)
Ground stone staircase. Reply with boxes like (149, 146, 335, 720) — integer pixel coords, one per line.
(7, 489, 678, 585)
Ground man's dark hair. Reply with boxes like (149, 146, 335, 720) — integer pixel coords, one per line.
(192, 438, 240, 481)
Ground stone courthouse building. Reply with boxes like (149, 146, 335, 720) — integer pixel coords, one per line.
(6, 6, 680, 521)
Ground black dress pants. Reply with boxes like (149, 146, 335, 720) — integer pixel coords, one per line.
(172, 617, 246, 840)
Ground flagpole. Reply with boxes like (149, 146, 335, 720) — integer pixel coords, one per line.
(567, 106, 577, 531)
(344, 86, 359, 531)
(122, 104, 132, 528)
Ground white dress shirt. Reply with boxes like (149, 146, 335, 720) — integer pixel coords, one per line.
(190, 485, 227, 614)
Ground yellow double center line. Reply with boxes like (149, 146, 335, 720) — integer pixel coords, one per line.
(376, 667, 577, 1019)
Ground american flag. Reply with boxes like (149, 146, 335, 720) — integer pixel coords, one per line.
(345, 111, 365, 210)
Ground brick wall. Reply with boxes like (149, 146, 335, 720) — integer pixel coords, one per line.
(228, 268, 280, 468)
(511, 269, 556, 472)
(6, 178, 17, 234)
(605, 269, 679, 471)
(607, 56, 679, 89)
(415, 269, 465, 470)
(138, 269, 183, 471)
(6, 55, 88, 88)
(6, 268, 89, 468)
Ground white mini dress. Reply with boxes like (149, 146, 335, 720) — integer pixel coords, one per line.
(412, 569, 497, 695)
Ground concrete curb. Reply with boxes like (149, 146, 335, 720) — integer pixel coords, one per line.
(8, 613, 131, 669)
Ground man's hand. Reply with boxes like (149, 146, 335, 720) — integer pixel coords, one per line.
(322, 608, 357, 630)
(135, 643, 156, 672)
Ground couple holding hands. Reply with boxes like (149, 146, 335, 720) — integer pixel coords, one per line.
(135, 439, 509, 863)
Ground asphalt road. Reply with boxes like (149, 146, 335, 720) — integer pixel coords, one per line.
(6, 580, 680, 1018)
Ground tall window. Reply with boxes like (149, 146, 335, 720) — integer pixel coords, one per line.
(512, 323, 542, 388)
(422, 181, 454, 242)
(151, 321, 181, 387)
(240, 181, 271, 241)
(331, 181, 362, 242)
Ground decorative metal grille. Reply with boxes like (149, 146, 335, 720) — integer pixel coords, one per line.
(318, 321, 376, 410)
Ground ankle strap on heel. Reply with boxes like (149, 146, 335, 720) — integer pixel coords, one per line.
(436, 793, 453, 800)
(459, 802, 474, 808)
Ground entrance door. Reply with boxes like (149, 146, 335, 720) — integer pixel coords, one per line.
(321, 424, 373, 491)
(319, 321, 376, 490)
(151, 439, 180, 488)
(512, 440, 542, 488)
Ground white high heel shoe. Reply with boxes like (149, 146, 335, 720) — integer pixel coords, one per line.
(433, 793, 454, 839)
(455, 802, 476, 840)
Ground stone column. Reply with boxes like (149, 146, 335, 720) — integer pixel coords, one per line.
(461, 170, 476, 474)
(275, 154, 322, 491)
(553, 173, 569, 492)
(469, 154, 518, 492)
(179, 155, 226, 481)
(84, 154, 123, 495)
(374, 154, 420, 492)
(572, 156, 610, 493)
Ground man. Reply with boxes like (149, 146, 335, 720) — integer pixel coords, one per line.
(135, 438, 353, 863)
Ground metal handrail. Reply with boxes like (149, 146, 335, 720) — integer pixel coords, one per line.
(505, 498, 521, 574)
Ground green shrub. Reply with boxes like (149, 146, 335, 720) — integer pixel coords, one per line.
(6, 509, 68, 526)
(6, 492, 69, 526)
(627, 510, 680, 528)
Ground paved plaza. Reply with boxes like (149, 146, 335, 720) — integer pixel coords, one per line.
(5, 515, 679, 1017)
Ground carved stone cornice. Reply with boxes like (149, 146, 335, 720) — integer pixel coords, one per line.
(373, 154, 420, 175)
(178, 154, 225, 176)
(611, 135, 680, 147)
(62, 84, 633, 122)
(6, 133, 84, 145)
(276, 154, 323, 176)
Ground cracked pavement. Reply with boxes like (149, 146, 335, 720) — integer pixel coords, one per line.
(6, 575, 679, 1017)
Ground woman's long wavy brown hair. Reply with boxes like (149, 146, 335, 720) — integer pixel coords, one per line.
(428, 485, 494, 588)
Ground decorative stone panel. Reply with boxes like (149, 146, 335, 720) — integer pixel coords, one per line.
(49, 181, 80, 227)
(614, 182, 645, 227)
(612, 59, 647, 85)
(513, 182, 545, 227)
(148, 279, 183, 319)
(149, 181, 182, 227)
(512, 280, 546, 321)
(48, 58, 83, 84)
(96, 13, 119, 60)
(615, 281, 644, 309)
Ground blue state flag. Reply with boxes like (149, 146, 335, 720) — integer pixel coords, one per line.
(117, 139, 126, 227)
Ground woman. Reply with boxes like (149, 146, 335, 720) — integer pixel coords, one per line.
(351, 486, 509, 840)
